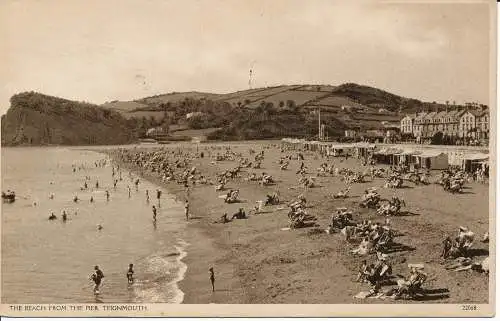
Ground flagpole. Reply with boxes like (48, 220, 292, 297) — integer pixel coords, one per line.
(318, 107, 321, 141)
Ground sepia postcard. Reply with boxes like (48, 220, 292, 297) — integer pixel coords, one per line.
(0, 0, 496, 317)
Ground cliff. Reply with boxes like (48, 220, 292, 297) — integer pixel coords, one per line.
(1, 92, 137, 146)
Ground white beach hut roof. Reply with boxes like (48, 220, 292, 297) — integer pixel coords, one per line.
(463, 153, 489, 161)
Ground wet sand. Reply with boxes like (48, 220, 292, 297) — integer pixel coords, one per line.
(107, 141, 490, 304)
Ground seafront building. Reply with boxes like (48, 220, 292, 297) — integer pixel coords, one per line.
(400, 108, 489, 142)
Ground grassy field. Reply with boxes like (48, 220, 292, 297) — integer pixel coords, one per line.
(245, 90, 329, 109)
(101, 101, 149, 112)
(137, 91, 221, 105)
(169, 127, 220, 137)
(120, 110, 165, 121)
(308, 95, 370, 110)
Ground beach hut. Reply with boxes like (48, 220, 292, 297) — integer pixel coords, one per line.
(462, 153, 489, 173)
(326, 143, 355, 157)
(372, 147, 402, 164)
(354, 143, 376, 159)
(415, 150, 449, 170)
(394, 149, 421, 166)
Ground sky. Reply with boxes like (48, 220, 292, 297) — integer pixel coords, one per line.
(0, 0, 494, 114)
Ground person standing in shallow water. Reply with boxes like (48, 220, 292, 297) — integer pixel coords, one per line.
(152, 205, 157, 221)
(184, 200, 189, 220)
(90, 266, 104, 294)
(127, 263, 134, 284)
(209, 267, 215, 292)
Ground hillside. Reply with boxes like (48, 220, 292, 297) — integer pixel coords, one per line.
(101, 83, 420, 140)
(1, 92, 138, 146)
(135, 91, 222, 106)
(2, 83, 466, 146)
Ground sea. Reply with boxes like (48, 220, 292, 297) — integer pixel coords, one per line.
(1, 147, 189, 304)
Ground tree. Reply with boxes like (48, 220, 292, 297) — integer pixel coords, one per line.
(431, 131, 444, 145)
(286, 100, 296, 109)
(279, 101, 285, 108)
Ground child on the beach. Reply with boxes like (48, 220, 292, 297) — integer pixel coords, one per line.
(184, 200, 189, 220)
(209, 267, 215, 292)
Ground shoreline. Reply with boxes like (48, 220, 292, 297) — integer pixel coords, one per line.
(102, 150, 241, 304)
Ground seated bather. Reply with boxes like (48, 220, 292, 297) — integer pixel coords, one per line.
(231, 208, 246, 220)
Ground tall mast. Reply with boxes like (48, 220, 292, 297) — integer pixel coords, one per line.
(318, 107, 321, 141)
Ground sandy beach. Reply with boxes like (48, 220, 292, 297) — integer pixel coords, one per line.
(106, 141, 489, 304)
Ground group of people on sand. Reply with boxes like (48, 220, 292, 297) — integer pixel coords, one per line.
(283, 143, 489, 300)
(109, 142, 489, 301)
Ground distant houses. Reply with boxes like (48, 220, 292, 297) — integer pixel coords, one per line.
(400, 108, 489, 143)
(146, 127, 165, 137)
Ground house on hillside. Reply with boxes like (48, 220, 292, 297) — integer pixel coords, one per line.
(186, 112, 204, 119)
(146, 127, 165, 137)
(345, 129, 358, 138)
